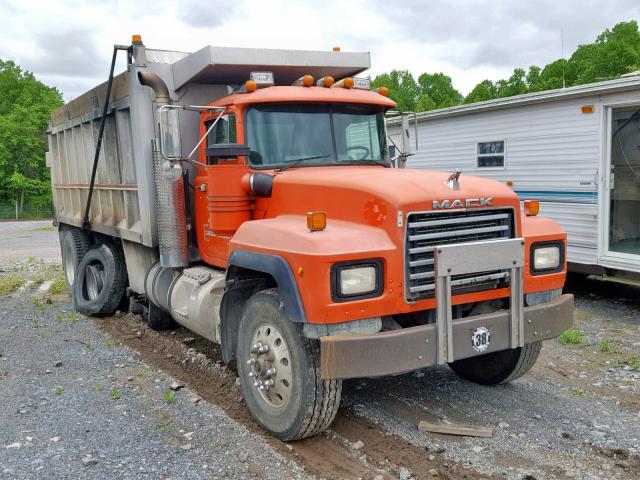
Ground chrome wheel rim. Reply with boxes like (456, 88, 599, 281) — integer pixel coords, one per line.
(84, 264, 104, 300)
(246, 322, 293, 408)
(63, 242, 76, 285)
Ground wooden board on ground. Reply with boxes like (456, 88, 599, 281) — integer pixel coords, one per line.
(418, 420, 494, 438)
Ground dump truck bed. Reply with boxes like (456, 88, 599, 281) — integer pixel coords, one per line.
(47, 45, 370, 246)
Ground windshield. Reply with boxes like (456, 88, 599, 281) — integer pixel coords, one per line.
(245, 103, 388, 168)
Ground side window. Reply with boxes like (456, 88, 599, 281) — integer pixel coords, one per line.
(477, 141, 505, 168)
(205, 114, 236, 146)
(205, 114, 236, 163)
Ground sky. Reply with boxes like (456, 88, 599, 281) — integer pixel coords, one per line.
(1, 0, 639, 101)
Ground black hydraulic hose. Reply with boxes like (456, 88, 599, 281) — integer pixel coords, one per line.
(82, 46, 126, 231)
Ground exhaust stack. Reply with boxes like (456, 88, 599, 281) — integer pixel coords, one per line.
(139, 69, 189, 267)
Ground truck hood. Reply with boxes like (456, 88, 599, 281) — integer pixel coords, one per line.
(267, 166, 520, 226)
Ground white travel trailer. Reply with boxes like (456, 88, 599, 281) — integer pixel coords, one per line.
(390, 76, 640, 277)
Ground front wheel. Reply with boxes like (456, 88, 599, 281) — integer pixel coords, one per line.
(448, 341, 542, 386)
(236, 289, 342, 441)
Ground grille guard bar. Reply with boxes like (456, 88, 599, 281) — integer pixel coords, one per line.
(434, 238, 525, 363)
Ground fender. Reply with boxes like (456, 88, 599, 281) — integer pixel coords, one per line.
(226, 249, 307, 322)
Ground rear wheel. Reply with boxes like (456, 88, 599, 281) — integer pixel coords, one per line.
(448, 341, 542, 386)
(143, 302, 177, 330)
(236, 289, 342, 441)
(73, 243, 128, 316)
(59, 228, 91, 295)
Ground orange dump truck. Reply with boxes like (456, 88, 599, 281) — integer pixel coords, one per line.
(47, 37, 573, 440)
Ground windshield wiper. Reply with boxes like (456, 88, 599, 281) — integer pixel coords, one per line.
(277, 154, 332, 171)
(343, 159, 390, 167)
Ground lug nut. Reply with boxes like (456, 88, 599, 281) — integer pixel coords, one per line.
(258, 345, 269, 354)
(246, 358, 256, 365)
(263, 379, 274, 388)
(253, 379, 263, 388)
(265, 367, 277, 377)
(250, 342, 263, 354)
(248, 372, 255, 378)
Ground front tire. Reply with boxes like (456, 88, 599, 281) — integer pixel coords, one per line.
(236, 289, 342, 441)
(448, 341, 542, 386)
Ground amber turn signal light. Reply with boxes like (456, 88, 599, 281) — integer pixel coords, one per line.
(376, 86, 389, 96)
(245, 80, 257, 92)
(307, 212, 327, 231)
(524, 200, 540, 216)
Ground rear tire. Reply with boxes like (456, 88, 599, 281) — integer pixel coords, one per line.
(73, 243, 128, 316)
(143, 302, 177, 330)
(448, 341, 542, 386)
(236, 289, 342, 441)
(59, 228, 91, 295)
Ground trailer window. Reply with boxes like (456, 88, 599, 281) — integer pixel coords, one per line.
(477, 141, 505, 168)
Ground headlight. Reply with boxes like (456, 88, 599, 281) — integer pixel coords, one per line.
(531, 243, 563, 274)
(331, 260, 383, 301)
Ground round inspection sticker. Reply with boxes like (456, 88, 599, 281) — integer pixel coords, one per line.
(471, 326, 491, 353)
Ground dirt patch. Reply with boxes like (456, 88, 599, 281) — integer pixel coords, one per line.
(96, 313, 490, 480)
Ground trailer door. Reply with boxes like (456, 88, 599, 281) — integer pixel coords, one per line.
(603, 106, 640, 266)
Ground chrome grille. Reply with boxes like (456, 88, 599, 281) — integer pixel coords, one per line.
(406, 208, 514, 301)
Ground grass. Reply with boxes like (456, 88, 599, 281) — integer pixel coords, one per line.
(569, 386, 585, 396)
(155, 422, 172, 432)
(0, 274, 24, 295)
(111, 389, 121, 400)
(599, 339, 621, 354)
(94, 385, 103, 393)
(557, 329, 588, 346)
(55, 311, 78, 324)
(163, 389, 176, 404)
(625, 356, 639, 372)
(48, 275, 67, 295)
(84, 342, 95, 351)
(33, 298, 47, 313)
(55, 386, 64, 395)
(101, 340, 116, 348)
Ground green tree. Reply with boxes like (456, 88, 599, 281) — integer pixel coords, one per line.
(495, 68, 528, 98)
(464, 80, 498, 103)
(0, 60, 62, 214)
(371, 69, 420, 112)
(415, 93, 437, 112)
(416, 72, 463, 109)
(571, 21, 640, 84)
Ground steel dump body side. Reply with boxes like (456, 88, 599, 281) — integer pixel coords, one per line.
(47, 46, 370, 247)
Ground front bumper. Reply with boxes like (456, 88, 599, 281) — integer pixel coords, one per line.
(320, 293, 574, 379)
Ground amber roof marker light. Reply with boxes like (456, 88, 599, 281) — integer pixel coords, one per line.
(316, 76, 335, 88)
(292, 75, 314, 87)
(331, 77, 354, 89)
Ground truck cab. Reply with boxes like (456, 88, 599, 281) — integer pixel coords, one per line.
(49, 38, 573, 441)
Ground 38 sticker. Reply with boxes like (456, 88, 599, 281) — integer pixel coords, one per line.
(471, 326, 490, 353)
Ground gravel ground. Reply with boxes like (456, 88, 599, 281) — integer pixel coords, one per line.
(1, 223, 639, 480)
(0, 286, 310, 479)
(340, 274, 640, 480)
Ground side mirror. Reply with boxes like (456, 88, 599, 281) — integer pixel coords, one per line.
(159, 107, 182, 159)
